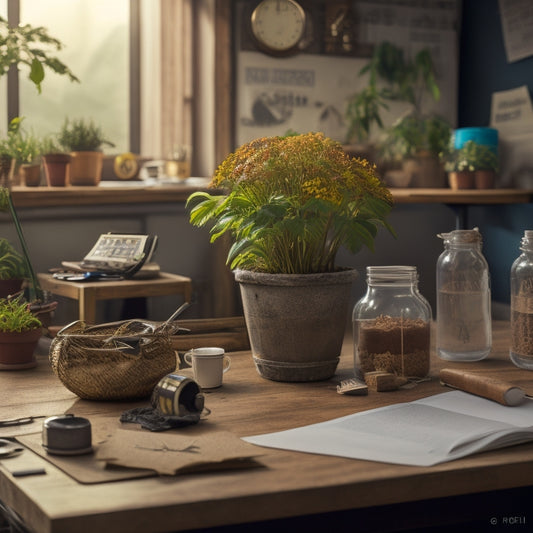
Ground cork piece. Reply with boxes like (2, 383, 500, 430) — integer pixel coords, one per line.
(364, 371, 399, 392)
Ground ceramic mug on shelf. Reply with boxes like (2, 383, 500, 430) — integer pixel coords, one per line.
(184, 347, 231, 389)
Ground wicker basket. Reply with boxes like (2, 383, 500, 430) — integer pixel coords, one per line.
(49, 319, 179, 400)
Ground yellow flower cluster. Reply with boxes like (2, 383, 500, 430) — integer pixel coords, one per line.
(211, 132, 392, 209)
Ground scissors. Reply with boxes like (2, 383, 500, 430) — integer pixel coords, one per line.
(0, 439, 24, 458)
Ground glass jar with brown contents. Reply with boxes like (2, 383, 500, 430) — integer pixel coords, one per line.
(353, 266, 432, 379)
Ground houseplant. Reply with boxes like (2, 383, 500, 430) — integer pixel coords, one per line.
(187, 132, 394, 382)
(0, 15, 79, 93)
(0, 295, 42, 369)
(0, 186, 43, 303)
(8, 119, 42, 187)
(0, 238, 28, 298)
(345, 41, 451, 187)
(57, 118, 115, 185)
(441, 140, 499, 190)
(40, 135, 70, 186)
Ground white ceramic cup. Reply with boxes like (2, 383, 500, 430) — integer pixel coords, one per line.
(184, 347, 231, 389)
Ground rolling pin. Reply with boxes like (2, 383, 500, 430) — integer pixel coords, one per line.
(439, 368, 527, 406)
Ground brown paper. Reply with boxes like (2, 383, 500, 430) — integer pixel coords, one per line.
(95, 429, 263, 475)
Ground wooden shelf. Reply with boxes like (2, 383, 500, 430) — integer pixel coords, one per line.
(9, 184, 533, 209)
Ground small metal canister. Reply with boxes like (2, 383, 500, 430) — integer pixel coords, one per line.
(150, 373, 205, 417)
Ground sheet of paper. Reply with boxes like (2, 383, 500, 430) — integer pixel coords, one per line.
(498, 0, 533, 63)
(490, 85, 533, 187)
(243, 391, 533, 467)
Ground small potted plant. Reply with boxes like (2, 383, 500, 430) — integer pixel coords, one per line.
(0, 296, 43, 369)
(0, 238, 28, 298)
(40, 135, 71, 187)
(9, 121, 42, 187)
(187, 132, 394, 382)
(57, 118, 115, 185)
(441, 140, 499, 190)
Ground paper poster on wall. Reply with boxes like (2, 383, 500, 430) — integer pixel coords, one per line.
(498, 0, 533, 63)
(235, 52, 367, 146)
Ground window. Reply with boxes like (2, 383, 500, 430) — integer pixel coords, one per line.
(2, 0, 136, 155)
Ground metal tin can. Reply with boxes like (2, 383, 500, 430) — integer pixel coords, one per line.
(150, 373, 205, 417)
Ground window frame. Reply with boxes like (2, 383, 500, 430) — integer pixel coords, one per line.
(5, 0, 141, 154)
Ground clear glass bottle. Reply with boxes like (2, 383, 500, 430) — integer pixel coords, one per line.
(436, 229, 491, 361)
(510, 230, 533, 369)
(353, 266, 432, 379)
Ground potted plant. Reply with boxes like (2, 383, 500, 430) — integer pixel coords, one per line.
(8, 119, 42, 187)
(441, 140, 499, 190)
(0, 295, 42, 369)
(57, 118, 115, 185)
(345, 41, 451, 187)
(187, 132, 394, 382)
(0, 238, 28, 298)
(40, 135, 70, 187)
(0, 187, 43, 304)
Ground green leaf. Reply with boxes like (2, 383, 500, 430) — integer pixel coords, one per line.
(29, 58, 45, 94)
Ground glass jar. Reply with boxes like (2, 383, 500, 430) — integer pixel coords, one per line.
(353, 266, 432, 379)
(436, 229, 491, 362)
(510, 230, 533, 369)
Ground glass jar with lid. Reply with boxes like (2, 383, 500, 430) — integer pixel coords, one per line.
(436, 229, 491, 362)
(510, 230, 533, 369)
(353, 266, 432, 380)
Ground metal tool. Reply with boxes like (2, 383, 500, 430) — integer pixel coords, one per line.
(0, 439, 24, 458)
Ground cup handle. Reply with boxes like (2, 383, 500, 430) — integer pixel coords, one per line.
(184, 351, 193, 366)
(223, 355, 231, 373)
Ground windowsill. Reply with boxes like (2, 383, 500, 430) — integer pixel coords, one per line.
(9, 178, 212, 208)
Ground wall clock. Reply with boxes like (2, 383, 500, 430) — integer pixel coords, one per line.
(250, 0, 307, 56)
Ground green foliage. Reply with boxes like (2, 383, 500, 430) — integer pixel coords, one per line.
(40, 134, 65, 155)
(58, 118, 115, 152)
(0, 238, 27, 280)
(381, 114, 451, 162)
(345, 42, 442, 144)
(0, 296, 42, 332)
(0, 16, 79, 93)
(187, 132, 395, 274)
(441, 140, 499, 173)
(6, 118, 42, 164)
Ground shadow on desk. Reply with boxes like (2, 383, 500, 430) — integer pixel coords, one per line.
(186, 485, 531, 533)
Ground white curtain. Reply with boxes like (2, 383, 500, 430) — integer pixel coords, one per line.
(140, 0, 215, 178)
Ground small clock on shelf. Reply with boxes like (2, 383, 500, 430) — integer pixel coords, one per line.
(250, 0, 308, 56)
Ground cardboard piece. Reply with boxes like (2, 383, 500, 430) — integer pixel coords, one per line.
(96, 429, 263, 476)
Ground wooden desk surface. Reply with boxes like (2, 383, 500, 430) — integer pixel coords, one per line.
(0, 321, 532, 533)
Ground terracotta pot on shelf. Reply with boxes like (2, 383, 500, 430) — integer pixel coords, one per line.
(69, 151, 103, 186)
(448, 170, 474, 190)
(42, 153, 71, 186)
(19, 163, 42, 187)
(475, 169, 496, 189)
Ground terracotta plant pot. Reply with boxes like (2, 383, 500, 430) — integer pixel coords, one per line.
(235, 268, 358, 382)
(0, 328, 42, 370)
(69, 151, 104, 186)
(43, 153, 71, 186)
(448, 170, 474, 190)
(475, 169, 496, 189)
(19, 163, 42, 187)
(402, 153, 446, 188)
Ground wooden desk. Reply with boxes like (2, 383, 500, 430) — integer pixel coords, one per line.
(0, 321, 532, 533)
(37, 272, 193, 324)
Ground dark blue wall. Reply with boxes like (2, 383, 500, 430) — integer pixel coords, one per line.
(459, 0, 533, 307)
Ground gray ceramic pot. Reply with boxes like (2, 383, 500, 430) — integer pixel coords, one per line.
(234, 268, 358, 382)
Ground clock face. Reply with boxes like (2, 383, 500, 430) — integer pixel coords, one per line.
(251, 0, 306, 54)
